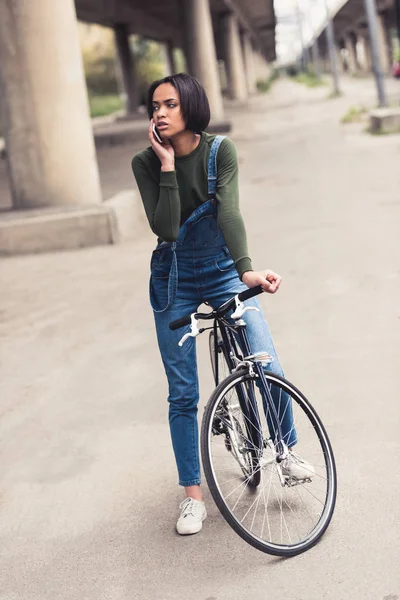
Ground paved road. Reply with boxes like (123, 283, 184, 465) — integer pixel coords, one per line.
(1, 78, 400, 600)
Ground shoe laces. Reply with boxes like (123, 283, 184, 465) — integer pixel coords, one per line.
(179, 497, 203, 519)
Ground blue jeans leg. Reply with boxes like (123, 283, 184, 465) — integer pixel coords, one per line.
(206, 273, 297, 448)
(153, 300, 202, 487)
(240, 297, 298, 447)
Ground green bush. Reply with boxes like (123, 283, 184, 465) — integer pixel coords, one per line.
(131, 37, 167, 104)
(85, 56, 120, 96)
(256, 78, 271, 92)
(294, 71, 325, 87)
(79, 24, 168, 106)
(80, 24, 120, 96)
(256, 69, 278, 93)
(89, 95, 123, 118)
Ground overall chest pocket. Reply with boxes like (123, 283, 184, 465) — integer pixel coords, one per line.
(192, 214, 219, 248)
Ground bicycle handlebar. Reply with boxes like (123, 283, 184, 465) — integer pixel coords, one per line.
(237, 284, 264, 302)
(169, 285, 264, 331)
(169, 314, 193, 331)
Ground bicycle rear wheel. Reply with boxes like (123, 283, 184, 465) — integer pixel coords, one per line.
(201, 369, 337, 557)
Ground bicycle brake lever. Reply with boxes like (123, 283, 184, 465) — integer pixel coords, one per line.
(231, 295, 259, 319)
(178, 313, 200, 346)
(178, 332, 193, 346)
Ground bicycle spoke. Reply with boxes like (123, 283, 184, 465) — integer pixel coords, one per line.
(203, 369, 336, 556)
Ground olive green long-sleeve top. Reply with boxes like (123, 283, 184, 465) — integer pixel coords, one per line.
(131, 132, 253, 278)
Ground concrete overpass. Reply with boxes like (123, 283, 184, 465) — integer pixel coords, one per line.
(312, 0, 398, 75)
(0, 0, 275, 254)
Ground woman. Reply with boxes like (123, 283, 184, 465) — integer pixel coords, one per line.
(132, 73, 313, 536)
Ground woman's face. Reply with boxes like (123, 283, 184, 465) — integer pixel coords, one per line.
(152, 83, 186, 138)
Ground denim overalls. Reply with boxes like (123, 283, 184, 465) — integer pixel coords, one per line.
(150, 136, 296, 487)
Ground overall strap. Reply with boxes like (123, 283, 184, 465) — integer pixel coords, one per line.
(207, 135, 226, 200)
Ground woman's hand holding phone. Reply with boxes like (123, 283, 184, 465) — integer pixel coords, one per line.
(149, 119, 175, 172)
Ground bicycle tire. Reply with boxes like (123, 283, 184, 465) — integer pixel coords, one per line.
(201, 369, 337, 557)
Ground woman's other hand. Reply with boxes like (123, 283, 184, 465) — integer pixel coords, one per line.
(149, 119, 175, 171)
(242, 270, 282, 294)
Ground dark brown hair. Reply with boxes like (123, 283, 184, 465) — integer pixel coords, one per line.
(147, 73, 211, 132)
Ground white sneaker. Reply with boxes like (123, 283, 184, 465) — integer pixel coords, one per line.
(176, 498, 207, 535)
(281, 451, 315, 480)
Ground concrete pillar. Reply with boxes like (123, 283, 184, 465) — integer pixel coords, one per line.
(0, 0, 101, 210)
(241, 33, 257, 95)
(254, 49, 270, 81)
(165, 40, 178, 75)
(376, 14, 391, 73)
(181, 0, 224, 121)
(344, 33, 359, 74)
(325, 55, 331, 72)
(114, 24, 139, 114)
(359, 32, 372, 72)
(335, 43, 344, 72)
(318, 47, 328, 73)
(221, 13, 248, 102)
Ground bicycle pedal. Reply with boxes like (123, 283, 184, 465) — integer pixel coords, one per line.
(284, 476, 312, 487)
(212, 417, 228, 435)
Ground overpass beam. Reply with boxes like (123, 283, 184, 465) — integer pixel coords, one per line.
(221, 13, 248, 102)
(181, 0, 224, 121)
(0, 0, 102, 210)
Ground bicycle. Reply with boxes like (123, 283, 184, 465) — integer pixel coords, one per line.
(169, 285, 337, 557)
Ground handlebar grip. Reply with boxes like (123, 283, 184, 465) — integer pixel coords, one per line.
(238, 285, 264, 302)
(169, 314, 192, 331)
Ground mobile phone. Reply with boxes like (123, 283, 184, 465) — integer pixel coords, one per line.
(152, 123, 163, 144)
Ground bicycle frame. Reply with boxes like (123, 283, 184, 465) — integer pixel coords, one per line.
(212, 316, 288, 459)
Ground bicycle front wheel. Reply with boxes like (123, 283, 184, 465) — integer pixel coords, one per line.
(201, 369, 337, 557)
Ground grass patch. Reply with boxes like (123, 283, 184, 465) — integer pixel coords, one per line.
(341, 105, 368, 123)
(327, 90, 343, 99)
(294, 71, 326, 88)
(349, 72, 371, 79)
(89, 94, 123, 118)
(366, 126, 400, 136)
(256, 70, 279, 93)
